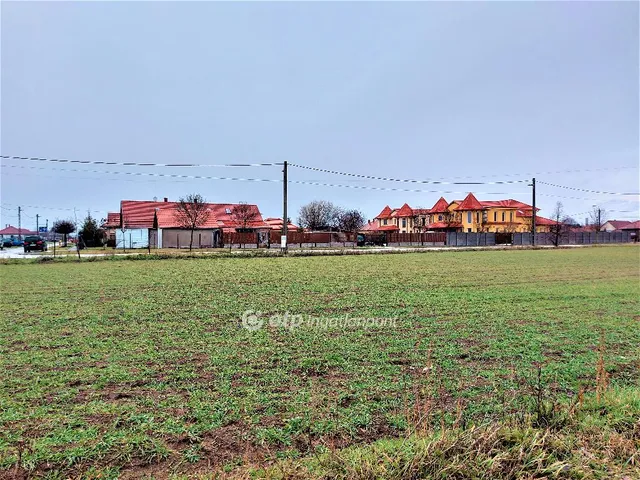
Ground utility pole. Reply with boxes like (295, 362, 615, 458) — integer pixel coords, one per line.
(282, 161, 288, 253)
(18, 206, 22, 240)
(46, 219, 49, 240)
(36, 214, 39, 234)
(531, 177, 536, 246)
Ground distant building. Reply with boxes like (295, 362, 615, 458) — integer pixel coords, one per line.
(0, 225, 37, 238)
(263, 217, 299, 231)
(602, 220, 632, 232)
(373, 193, 557, 234)
(107, 198, 269, 249)
(621, 220, 640, 241)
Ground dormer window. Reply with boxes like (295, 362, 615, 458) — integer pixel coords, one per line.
(225, 208, 232, 214)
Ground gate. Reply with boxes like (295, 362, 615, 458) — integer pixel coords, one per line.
(495, 232, 512, 245)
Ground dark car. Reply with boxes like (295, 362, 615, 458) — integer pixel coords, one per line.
(2, 237, 23, 248)
(23, 235, 48, 252)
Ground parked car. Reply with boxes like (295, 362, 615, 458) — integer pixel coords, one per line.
(23, 235, 48, 252)
(2, 237, 23, 247)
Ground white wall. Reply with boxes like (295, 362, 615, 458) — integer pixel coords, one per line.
(115, 229, 149, 249)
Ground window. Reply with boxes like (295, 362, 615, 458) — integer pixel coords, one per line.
(383, 219, 387, 225)
(467, 228, 472, 232)
(438, 215, 443, 221)
(476, 212, 480, 223)
(510, 211, 513, 222)
(493, 212, 497, 222)
(502, 212, 505, 222)
(422, 218, 426, 226)
(467, 212, 472, 223)
(402, 218, 407, 228)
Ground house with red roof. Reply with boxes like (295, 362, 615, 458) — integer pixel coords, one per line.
(602, 220, 633, 232)
(371, 193, 558, 234)
(263, 217, 299, 232)
(0, 225, 38, 238)
(373, 203, 431, 233)
(621, 220, 640, 241)
(109, 198, 269, 249)
(101, 212, 121, 246)
(448, 193, 557, 233)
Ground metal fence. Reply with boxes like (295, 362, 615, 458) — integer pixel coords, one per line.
(444, 231, 633, 247)
(211, 230, 635, 249)
(446, 232, 497, 246)
(513, 231, 633, 246)
(386, 232, 446, 246)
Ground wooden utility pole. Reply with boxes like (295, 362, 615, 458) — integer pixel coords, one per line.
(282, 161, 288, 253)
(18, 206, 22, 240)
(36, 214, 39, 234)
(531, 177, 536, 246)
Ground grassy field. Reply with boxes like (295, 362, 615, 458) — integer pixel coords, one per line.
(1, 246, 639, 478)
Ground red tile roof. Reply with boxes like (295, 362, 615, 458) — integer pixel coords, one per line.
(120, 200, 267, 230)
(455, 193, 484, 211)
(621, 220, 640, 230)
(121, 200, 159, 228)
(396, 203, 414, 217)
(534, 216, 559, 226)
(429, 197, 449, 213)
(413, 208, 430, 215)
(359, 221, 381, 232)
(376, 206, 393, 219)
(155, 206, 221, 229)
(606, 220, 633, 229)
(0, 225, 37, 236)
(376, 203, 421, 219)
(103, 212, 121, 228)
(427, 222, 461, 229)
(480, 199, 532, 209)
(515, 208, 541, 218)
(263, 217, 299, 231)
(377, 224, 400, 231)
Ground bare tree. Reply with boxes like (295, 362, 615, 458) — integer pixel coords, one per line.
(562, 215, 579, 227)
(233, 202, 259, 231)
(444, 210, 460, 230)
(232, 202, 259, 248)
(549, 201, 565, 247)
(337, 209, 366, 232)
(411, 208, 429, 233)
(589, 206, 607, 232)
(174, 194, 211, 251)
(298, 200, 340, 230)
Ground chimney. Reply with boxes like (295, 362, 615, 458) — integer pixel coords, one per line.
(164, 197, 168, 203)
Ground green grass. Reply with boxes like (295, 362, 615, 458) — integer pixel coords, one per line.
(1, 246, 639, 478)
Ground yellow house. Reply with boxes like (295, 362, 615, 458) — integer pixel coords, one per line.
(446, 193, 555, 233)
(374, 203, 421, 233)
(373, 194, 556, 234)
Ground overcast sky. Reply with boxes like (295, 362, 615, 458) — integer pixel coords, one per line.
(1, 1, 638, 230)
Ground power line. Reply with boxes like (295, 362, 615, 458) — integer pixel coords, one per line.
(430, 165, 638, 180)
(2, 164, 527, 195)
(1, 202, 76, 211)
(1, 169, 196, 185)
(537, 192, 603, 202)
(0, 154, 283, 168)
(289, 179, 525, 195)
(1, 164, 283, 184)
(538, 180, 640, 196)
(289, 163, 529, 185)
